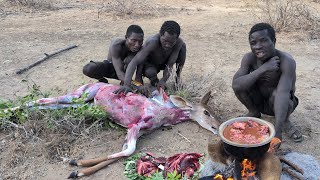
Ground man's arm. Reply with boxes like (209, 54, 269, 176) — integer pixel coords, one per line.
(232, 53, 279, 91)
(159, 40, 184, 85)
(274, 55, 296, 136)
(110, 44, 126, 82)
(113, 41, 157, 95)
(123, 42, 156, 86)
(135, 64, 144, 84)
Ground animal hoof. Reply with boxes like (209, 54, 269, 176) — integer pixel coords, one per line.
(69, 159, 78, 166)
(67, 171, 78, 179)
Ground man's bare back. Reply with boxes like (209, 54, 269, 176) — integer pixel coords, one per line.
(114, 21, 186, 95)
(83, 25, 144, 84)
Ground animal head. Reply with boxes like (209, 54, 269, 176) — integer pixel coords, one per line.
(170, 91, 220, 134)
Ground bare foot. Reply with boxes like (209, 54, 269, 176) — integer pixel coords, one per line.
(241, 111, 261, 118)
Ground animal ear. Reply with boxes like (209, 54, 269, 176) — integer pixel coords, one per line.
(200, 91, 212, 105)
(170, 95, 192, 109)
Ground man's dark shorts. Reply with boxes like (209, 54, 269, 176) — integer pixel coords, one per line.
(89, 60, 118, 79)
(249, 87, 299, 116)
(143, 61, 166, 73)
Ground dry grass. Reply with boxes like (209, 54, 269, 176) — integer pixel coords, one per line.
(97, 0, 178, 19)
(5, 0, 54, 10)
(165, 66, 227, 120)
(248, 0, 320, 39)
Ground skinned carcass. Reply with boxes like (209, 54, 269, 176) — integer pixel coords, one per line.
(8, 82, 220, 178)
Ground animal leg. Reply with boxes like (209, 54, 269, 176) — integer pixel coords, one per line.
(68, 125, 141, 178)
(68, 158, 120, 179)
(34, 83, 102, 105)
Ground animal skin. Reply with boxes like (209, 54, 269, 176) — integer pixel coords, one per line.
(11, 82, 220, 178)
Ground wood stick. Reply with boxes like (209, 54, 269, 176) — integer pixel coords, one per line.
(283, 167, 304, 180)
(177, 132, 191, 143)
(16, 45, 78, 74)
(279, 156, 304, 174)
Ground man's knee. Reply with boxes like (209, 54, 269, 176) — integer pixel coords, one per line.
(177, 43, 186, 64)
(144, 67, 158, 79)
(83, 62, 97, 77)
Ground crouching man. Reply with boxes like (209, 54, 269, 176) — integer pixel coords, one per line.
(232, 23, 303, 151)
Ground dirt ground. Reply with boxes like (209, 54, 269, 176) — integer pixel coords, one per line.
(0, 0, 319, 179)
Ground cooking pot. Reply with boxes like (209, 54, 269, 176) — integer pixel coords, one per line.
(218, 117, 275, 160)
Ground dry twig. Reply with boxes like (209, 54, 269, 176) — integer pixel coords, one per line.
(16, 44, 78, 74)
(279, 156, 304, 175)
(283, 167, 304, 180)
(177, 132, 191, 143)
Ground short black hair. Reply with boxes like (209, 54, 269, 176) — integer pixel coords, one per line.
(249, 23, 276, 42)
(126, 25, 144, 37)
(160, 20, 181, 37)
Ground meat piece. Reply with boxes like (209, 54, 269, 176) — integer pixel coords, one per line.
(164, 153, 203, 178)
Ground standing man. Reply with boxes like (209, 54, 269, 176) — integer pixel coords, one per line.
(83, 25, 144, 85)
(232, 23, 303, 151)
(114, 20, 186, 94)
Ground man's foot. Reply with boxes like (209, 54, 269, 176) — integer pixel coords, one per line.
(98, 78, 108, 83)
(150, 77, 159, 87)
(240, 111, 261, 118)
(267, 137, 282, 153)
(283, 121, 303, 142)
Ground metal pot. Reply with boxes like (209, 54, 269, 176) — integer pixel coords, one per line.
(218, 117, 275, 160)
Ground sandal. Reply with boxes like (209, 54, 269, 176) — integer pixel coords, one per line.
(283, 121, 303, 142)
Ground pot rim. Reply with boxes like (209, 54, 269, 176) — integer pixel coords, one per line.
(218, 117, 275, 148)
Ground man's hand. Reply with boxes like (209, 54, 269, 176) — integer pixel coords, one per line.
(261, 56, 280, 72)
(137, 85, 150, 97)
(157, 79, 167, 90)
(113, 85, 133, 95)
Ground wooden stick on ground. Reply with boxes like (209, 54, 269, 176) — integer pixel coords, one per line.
(279, 156, 304, 175)
(16, 44, 78, 74)
(283, 167, 304, 180)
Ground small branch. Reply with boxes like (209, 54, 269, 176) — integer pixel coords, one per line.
(85, 120, 101, 134)
(5, 120, 29, 137)
(0, 133, 13, 141)
(177, 132, 191, 143)
(16, 45, 78, 74)
(279, 156, 304, 175)
(283, 167, 304, 180)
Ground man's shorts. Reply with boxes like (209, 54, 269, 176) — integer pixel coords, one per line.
(143, 61, 166, 73)
(89, 60, 118, 79)
(249, 87, 299, 116)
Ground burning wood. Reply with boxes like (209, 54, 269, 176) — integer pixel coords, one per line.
(241, 159, 257, 179)
(205, 134, 307, 180)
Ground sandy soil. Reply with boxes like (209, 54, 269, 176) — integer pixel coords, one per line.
(0, 0, 319, 179)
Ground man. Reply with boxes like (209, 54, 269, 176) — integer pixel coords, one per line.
(232, 23, 303, 150)
(83, 25, 144, 84)
(114, 20, 186, 95)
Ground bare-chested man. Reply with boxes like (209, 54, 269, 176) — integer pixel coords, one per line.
(232, 23, 303, 150)
(83, 25, 144, 84)
(114, 20, 186, 94)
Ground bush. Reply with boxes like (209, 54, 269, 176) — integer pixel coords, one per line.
(97, 0, 175, 19)
(253, 0, 320, 38)
(5, 0, 53, 10)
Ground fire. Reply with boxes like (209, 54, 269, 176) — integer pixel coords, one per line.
(214, 174, 234, 180)
(241, 159, 257, 179)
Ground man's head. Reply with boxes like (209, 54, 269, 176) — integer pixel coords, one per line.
(159, 21, 181, 51)
(249, 23, 276, 61)
(249, 23, 276, 43)
(125, 25, 144, 53)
